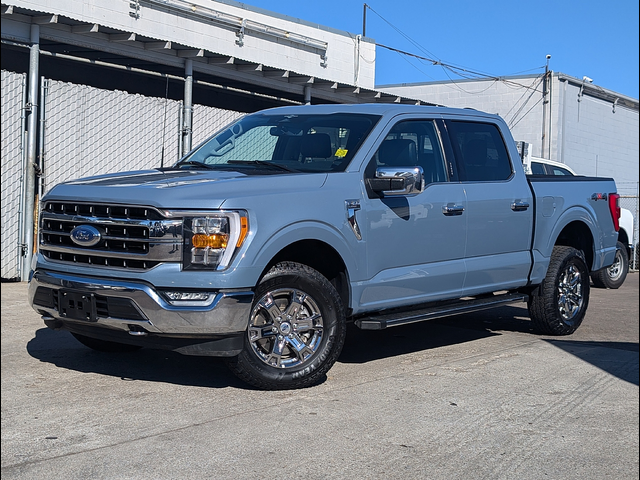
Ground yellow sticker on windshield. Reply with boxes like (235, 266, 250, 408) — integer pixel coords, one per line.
(335, 148, 348, 158)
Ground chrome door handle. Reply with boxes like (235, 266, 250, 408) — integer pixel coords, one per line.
(442, 204, 464, 216)
(511, 201, 530, 212)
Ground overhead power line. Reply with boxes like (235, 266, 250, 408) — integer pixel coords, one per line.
(364, 4, 545, 94)
(376, 43, 544, 93)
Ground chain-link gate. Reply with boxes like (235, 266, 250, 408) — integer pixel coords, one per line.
(1, 71, 27, 280)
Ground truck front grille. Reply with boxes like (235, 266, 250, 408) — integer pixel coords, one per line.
(39, 202, 183, 271)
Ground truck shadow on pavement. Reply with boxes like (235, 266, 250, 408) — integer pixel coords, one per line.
(544, 339, 639, 386)
(340, 304, 535, 364)
(26, 305, 636, 388)
(27, 327, 248, 389)
(26, 305, 532, 390)
(340, 305, 639, 386)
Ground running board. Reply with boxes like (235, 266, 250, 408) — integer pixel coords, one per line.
(354, 293, 528, 330)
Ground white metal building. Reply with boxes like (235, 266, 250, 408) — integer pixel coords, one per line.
(380, 74, 639, 196)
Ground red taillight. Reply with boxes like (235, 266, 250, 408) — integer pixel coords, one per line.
(608, 193, 620, 232)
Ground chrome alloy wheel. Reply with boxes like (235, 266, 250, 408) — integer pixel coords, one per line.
(606, 249, 623, 281)
(247, 288, 324, 368)
(557, 264, 584, 320)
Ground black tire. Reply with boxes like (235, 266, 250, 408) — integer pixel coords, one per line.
(225, 262, 346, 390)
(591, 241, 629, 289)
(71, 333, 143, 353)
(528, 246, 590, 335)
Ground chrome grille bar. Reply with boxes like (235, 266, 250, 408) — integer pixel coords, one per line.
(39, 202, 183, 270)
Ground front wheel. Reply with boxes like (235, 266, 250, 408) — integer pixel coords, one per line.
(591, 241, 629, 289)
(225, 262, 347, 390)
(528, 246, 590, 335)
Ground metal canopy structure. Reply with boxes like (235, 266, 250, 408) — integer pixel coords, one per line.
(1, 2, 431, 111)
(1, 1, 434, 281)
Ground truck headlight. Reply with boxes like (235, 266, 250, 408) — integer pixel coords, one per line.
(178, 212, 248, 270)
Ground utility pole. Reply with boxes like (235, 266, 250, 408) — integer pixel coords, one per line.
(541, 54, 551, 159)
(362, 3, 368, 37)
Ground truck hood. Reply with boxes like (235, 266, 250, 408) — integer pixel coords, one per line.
(43, 169, 327, 209)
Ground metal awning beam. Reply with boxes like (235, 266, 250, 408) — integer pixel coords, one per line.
(2, 7, 427, 106)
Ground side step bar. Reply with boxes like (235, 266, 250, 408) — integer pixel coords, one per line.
(354, 293, 528, 330)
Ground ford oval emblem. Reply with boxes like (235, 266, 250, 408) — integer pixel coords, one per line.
(70, 225, 102, 247)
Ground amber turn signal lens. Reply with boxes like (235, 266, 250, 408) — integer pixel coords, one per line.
(237, 216, 249, 247)
(192, 233, 228, 249)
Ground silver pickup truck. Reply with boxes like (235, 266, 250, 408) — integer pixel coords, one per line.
(28, 104, 621, 389)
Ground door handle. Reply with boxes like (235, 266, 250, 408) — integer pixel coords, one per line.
(442, 204, 464, 216)
(511, 201, 530, 212)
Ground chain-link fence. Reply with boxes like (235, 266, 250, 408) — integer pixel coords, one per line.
(42, 79, 184, 194)
(40, 80, 245, 194)
(1, 71, 26, 280)
(1, 75, 246, 280)
(192, 104, 244, 147)
(620, 193, 639, 271)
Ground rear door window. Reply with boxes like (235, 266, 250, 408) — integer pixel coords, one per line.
(445, 121, 513, 182)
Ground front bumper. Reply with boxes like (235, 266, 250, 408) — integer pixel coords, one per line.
(28, 269, 254, 337)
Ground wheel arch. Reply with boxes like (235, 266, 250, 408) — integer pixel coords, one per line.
(262, 240, 350, 310)
(617, 226, 631, 256)
(554, 220, 595, 272)
(537, 206, 614, 273)
(250, 222, 355, 311)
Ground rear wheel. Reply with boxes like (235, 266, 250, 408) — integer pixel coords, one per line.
(591, 241, 628, 289)
(225, 262, 346, 390)
(529, 246, 590, 335)
(71, 333, 143, 352)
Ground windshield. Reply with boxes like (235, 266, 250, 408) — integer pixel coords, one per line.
(175, 113, 381, 173)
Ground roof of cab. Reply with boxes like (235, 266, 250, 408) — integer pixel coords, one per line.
(249, 103, 501, 120)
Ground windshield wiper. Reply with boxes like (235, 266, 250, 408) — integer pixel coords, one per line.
(227, 160, 298, 172)
(174, 160, 218, 170)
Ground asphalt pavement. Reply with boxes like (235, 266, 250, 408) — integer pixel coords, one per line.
(2, 273, 638, 479)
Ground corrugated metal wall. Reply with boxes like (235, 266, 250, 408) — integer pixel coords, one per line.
(1, 73, 245, 279)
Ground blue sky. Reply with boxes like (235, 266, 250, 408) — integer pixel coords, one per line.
(242, 0, 639, 99)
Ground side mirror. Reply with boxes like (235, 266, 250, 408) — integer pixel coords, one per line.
(369, 167, 424, 197)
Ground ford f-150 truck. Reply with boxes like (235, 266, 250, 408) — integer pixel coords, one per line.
(28, 104, 621, 390)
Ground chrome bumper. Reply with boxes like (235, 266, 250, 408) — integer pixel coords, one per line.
(28, 270, 254, 336)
